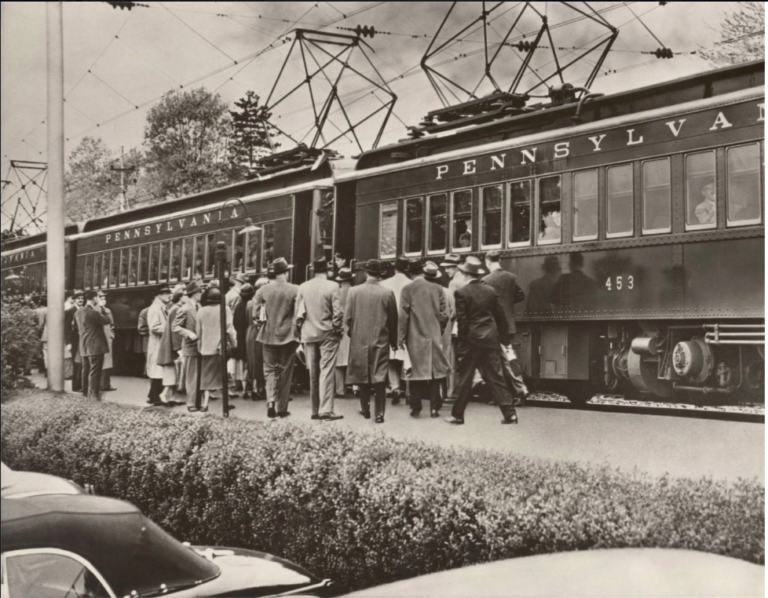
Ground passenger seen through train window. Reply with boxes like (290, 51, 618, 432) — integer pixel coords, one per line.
(452, 189, 473, 251)
(405, 198, 424, 254)
(428, 194, 448, 253)
(481, 185, 503, 247)
(538, 176, 561, 244)
(727, 143, 761, 225)
(694, 182, 716, 224)
(509, 180, 531, 245)
(686, 151, 716, 229)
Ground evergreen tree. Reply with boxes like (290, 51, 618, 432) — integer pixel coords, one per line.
(229, 91, 279, 173)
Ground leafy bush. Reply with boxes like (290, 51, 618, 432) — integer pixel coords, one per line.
(1, 392, 764, 593)
(1, 300, 40, 398)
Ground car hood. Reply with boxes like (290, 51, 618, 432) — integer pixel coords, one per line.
(167, 546, 331, 598)
(0, 470, 85, 499)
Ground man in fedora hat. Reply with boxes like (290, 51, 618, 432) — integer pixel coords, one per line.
(380, 255, 411, 404)
(146, 285, 173, 405)
(174, 280, 205, 411)
(446, 256, 518, 425)
(73, 290, 112, 400)
(440, 254, 463, 401)
(345, 259, 398, 423)
(65, 290, 85, 390)
(296, 256, 344, 421)
(255, 257, 300, 418)
(399, 259, 450, 418)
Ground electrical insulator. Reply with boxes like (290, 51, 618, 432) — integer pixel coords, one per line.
(515, 40, 536, 52)
(654, 47, 674, 59)
(354, 25, 376, 38)
(105, 1, 148, 9)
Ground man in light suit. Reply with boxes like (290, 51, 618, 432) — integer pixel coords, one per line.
(296, 256, 344, 421)
(254, 257, 300, 419)
(73, 290, 112, 400)
(146, 286, 172, 405)
(173, 280, 204, 412)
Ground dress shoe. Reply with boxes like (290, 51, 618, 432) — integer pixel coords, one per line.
(430, 410, 440, 418)
(267, 404, 276, 419)
(104, 387, 118, 392)
(227, 403, 236, 411)
(320, 413, 344, 421)
(409, 410, 421, 418)
(187, 407, 199, 413)
(146, 399, 162, 406)
(200, 406, 209, 413)
(444, 416, 465, 425)
(277, 411, 291, 418)
(391, 391, 401, 405)
(209, 395, 220, 401)
(358, 410, 371, 419)
(502, 412, 519, 425)
(242, 390, 254, 400)
(375, 415, 385, 424)
(311, 414, 320, 420)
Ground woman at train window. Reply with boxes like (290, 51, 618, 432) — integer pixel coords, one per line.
(539, 208, 562, 242)
(694, 181, 716, 225)
(196, 287, 237, 412)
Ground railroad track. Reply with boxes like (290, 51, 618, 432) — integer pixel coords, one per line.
(520, 394, 765, 424)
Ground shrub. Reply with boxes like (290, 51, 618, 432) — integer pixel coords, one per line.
(1, 392, 764, 593)
(1, 299, 40, 399)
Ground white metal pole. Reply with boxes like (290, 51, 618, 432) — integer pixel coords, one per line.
(46, 1, 65, 392)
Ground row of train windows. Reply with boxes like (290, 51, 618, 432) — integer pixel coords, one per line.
(12, 262, 47, 295)
(379, 142, 762, 258)
(82, 224, 275, 289)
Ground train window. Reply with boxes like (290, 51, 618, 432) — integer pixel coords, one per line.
(109, 250, 120, 288)
(223, 231, 234, 277)
(119, 249, 128, 286)
(318, 190, 335, 262)
(246, 229, 261, 273)
(685, 151, 716, 230)
(194, 236, 205, 279)
(205, 234, 216, 277)
(128, 247, 138, 286)
(573, 170, 598, 241)
(84, 255, 93, 290)
(169, 240, 181, 282)
(451, 189, 473, 252)
(92, 253, 102, 289)
(427, 194, 448, 254)
(379, 202, 398, 260)
(181, 238, 193, 281)
(537, 176, 561, 245)
(727, 143, 762, 227)
(508, 180, 532, 246)
(234, 229, 246, 273)
(481, 185, 503, 249)
(642, 158, 671, 234)
(606, 164, 633, 238)
(262, 223, 275, 271)
(159, 243, 169, 282)
(137, 246, 147, 285)
(148, 244, 159, 284)
(405, 198, 424, 256)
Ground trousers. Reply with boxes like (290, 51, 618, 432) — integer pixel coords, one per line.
(335, 366, 347, 396)
(100, 369, 112, 391)
(184, 354, 205, 409)
(409, 379, 443, 414)
(387, 360, 402, 393)
(81, 354, 104, 400)
(263, 342, 298, 414)
(359, 382, 386, 418)
(305, 338, 340, 416)
(452, 340, 515, 421)
(72, 360, 83, 392)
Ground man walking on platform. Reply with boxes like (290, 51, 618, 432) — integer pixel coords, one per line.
(380, 255, 411, 404)
(345, 259, 398, 424)
(146, 286, 172, 405)
(399, 260, 450, 418)
(440, 255, 463, 401)
(73, 290, 112, 400)
(296, 256, 344, 421)
(174, 280, 204, 412)
(483, 249, 529, 401)
(445, 257, 518, 425)
(255, 257, 300, 419)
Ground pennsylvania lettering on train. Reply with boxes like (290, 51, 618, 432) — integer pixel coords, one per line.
(1, 247, 43, 267)
(104, 206, 242, 244)
(433, 101, 764, 180)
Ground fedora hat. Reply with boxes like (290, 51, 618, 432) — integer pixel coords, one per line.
(440, 254, 461, 267)
(485, 249, 502, 261)
(336, 267, 353, 282)
(155, 285, 172, 295)
(423, 261, 441, 279)
(458, 256, 486, 276)
(408, 258, 424, 275)
(235, 272, 249, 284)
(313, 256, 328, 271)
(394, 255, 410, 272)
(272, 257, 294, 274)
(239, 283, 255, 298)
(364, 259, 383, 275)
(266, 266, 276, 280)
(185, 280, 203, 296)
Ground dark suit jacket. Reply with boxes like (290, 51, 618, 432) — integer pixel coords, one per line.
(64, 305, 79, 351)
(173, 299, 200, 357)
(483, 268, 524, 335)
(455, 279, 510, 348)
(74, 305, 111, 357)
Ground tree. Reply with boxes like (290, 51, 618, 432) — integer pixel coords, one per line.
(64, 137, 121, 222)
(142, 87, 240, 199)
(229, 90, 279, 174)
(699, 2, 764, 66)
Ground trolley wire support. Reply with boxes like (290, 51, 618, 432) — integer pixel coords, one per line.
(262, 28, 397, 157)
(418, 2, 618, 123)
(0, 160, 48, 235)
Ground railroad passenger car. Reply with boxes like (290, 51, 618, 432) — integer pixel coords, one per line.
(341, 60, 765, 404)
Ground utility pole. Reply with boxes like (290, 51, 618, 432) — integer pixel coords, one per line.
(111, 146, 135, 212)
(46, 1, 65, 392)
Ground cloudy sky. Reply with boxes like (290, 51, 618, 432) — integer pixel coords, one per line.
(0, 2, 753, 230)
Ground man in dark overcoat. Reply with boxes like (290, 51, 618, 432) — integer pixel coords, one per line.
(254, 257, 300, 419)
(173, 280, 204, 412)
(65, 290, 84, 391)
(73, 290, 112, 400)
(446, 256, 518, 425)
(399, 259, 450, 418)
(345, 259, 398, 423)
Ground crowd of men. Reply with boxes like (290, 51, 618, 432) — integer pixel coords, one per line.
(38, 249, 530, 426)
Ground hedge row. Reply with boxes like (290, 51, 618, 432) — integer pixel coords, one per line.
(1, 300, 40, 398)
(1, 393, 764, 593)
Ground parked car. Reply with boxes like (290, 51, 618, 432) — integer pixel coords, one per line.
(343, 548, 764, 597)
(1, 494, 332, 597)
(1, 462, 85, 499)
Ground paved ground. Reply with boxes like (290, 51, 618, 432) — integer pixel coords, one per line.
(34, 374, 764, 484)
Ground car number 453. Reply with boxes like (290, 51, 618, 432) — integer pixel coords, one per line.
(605, 275, 634, 291)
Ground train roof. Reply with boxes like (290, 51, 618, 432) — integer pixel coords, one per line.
(354, 59, 765, 171)
(0, 224, 80, 255)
